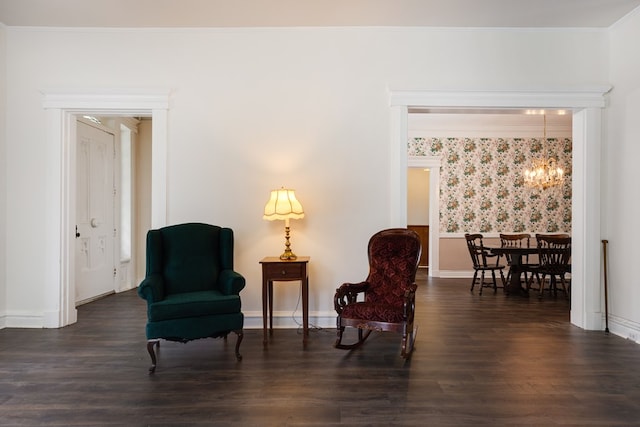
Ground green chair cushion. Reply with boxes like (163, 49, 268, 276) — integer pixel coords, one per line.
(148, 290, 241, 322)
(145, 313, 244, 341)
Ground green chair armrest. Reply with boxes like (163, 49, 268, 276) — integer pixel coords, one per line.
(218, 269, 246, 295)
(137, 274, 166, 303)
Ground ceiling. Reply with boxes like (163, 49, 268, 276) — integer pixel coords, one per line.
(1, 0, 639, 28)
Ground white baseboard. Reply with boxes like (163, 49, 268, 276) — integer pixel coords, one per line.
(242, 310, 336, 329)
(3, 312, 45, 328)
(608, 314, 640, 344)
(438, 270, 475, 278)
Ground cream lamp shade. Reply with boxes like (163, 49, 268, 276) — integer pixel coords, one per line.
(263, 188, 305, 260)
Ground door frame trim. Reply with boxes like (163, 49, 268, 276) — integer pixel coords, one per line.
(389, 87, 611, 330)
(42, 89, 170, 328)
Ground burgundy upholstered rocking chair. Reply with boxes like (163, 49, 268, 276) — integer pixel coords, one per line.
(333, 228, 422, 358)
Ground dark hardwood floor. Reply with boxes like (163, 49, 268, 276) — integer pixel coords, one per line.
(2, 272, 640, 426)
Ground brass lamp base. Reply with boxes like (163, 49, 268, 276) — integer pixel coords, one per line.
(280, 225, 297, 260)
(280, 250, 297, 260)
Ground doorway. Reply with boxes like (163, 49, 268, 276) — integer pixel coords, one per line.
(389, 88, 611, 331)
(42, 89, 169, 328)
(74, 116, 146, 306)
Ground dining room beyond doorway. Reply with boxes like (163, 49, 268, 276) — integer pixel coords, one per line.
(407, 109, 572, 278)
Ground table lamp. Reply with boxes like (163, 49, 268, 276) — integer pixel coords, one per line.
(263, 188, 305, 260)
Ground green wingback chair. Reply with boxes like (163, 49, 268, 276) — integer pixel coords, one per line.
(137, 223, 246, 373)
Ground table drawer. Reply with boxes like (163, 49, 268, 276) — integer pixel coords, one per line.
(263, 262, 305, 279)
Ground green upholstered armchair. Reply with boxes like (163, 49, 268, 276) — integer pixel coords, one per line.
(137, 223, 246, 373)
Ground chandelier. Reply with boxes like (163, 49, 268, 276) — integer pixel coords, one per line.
(523, 114, 564, 190)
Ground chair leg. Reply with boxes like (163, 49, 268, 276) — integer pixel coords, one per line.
(491, 270, 498, 293)
(470, 270, 479, 292)
(233, 329, 243, 361)
(530, 272, 541, 291)
(551, 275, 569, 299)
(527, 272, 536, 292)
(560, 275, 570, 299)
(523, 270, 530, 287)
(479, 271, 486, 295)
(539, 274, 547, 298)
(147, 339, 160, 374)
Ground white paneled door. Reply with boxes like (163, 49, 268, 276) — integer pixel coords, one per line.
(75, 119, 116, 304)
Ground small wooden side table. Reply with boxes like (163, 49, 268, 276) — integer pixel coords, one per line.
(259, 256, 310, 347)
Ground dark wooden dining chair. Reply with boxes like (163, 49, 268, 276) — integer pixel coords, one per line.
(465, 233, 506, 295)
(528, 234, 571, 299)
(499, 233, 539, 287)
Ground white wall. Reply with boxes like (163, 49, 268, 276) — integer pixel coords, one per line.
(605, 8, 640, 341)
(3, 26, 610, 328)
(0, 24, 7, 327)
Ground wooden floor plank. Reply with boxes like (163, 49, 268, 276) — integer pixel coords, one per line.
(1, 273, 640, 425)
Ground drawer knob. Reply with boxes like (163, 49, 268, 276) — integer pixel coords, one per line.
(281, 270, 286, 275)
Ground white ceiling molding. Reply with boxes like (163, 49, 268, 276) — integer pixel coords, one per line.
(1, 0, 639, 28)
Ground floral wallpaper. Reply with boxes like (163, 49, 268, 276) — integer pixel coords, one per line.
(408, 137, 572, 234)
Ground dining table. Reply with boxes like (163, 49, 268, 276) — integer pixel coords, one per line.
(487, 246, 538, 297)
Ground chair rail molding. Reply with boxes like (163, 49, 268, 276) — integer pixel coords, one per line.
(41, 88, 170, 328)
(389, 86, 612, 331)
